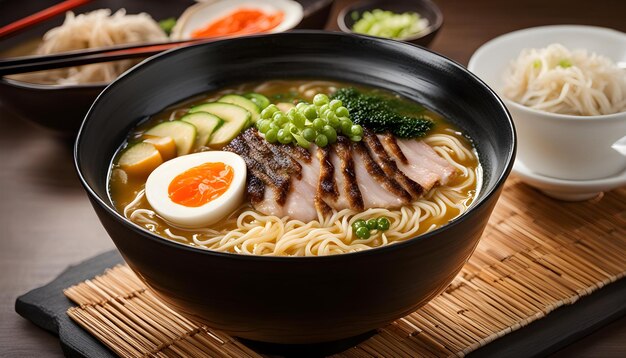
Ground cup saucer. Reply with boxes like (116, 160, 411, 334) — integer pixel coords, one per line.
(512, 160, 626, 201)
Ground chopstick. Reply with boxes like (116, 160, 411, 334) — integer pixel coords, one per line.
(0, 38, 208, 76)
(0, 0, 92, 40)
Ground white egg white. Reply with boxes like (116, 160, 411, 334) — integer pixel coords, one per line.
(145, 151, 247, 228)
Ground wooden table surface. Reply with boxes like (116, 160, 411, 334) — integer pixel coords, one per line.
(1, 0, 625, 356)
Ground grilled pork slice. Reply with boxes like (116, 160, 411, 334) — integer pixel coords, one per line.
(351, 139, 412, 208)
(378, 134, 457, 190)
(279, 144, 328, 220)
(227, 128, 456, 222)
(316, 146, 341, 212)
(324, 138, 363, 211)
(224, 136, 287, 216)
(225, 130, 318, 220)
(362, 130, 423, 199)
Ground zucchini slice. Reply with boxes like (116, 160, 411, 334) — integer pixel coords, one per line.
(218, 94, 260, 122)
(181, 112, 223, 149)
(244, 93, 270, 110)
(189, 102, 250, 148)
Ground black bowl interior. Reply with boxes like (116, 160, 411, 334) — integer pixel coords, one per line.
(337, 0, 443, 43)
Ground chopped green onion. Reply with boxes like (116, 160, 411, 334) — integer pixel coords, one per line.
(350, 124, 364, 137)
(329, 99, 342, 111)
(292, 112, 307, 128)
(335, 106, 349, 117)
(257, 120, 271, 134)
(313, 93, 329, 106)
(351, 9, 428, 40)
(352, 219, 367, 231)
(340, 118, 353, 134)
(321, 125, 337, 144)
(312, 118, 326, 131)
(302, 127, 317, 142)
(303, 105, 318, 120)
(265, 128, 279, 143)
(277, 128, 292, 144)
(377, 217, 390, 231)
(257, 92, 364, 148)
(326, 112, 339, 127)
(315, 134, 328, 147)
(355, 226, 371, 239)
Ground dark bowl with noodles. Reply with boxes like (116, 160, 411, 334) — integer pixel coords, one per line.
(0, 0, 333, 136)
(75, 31, 515, 344)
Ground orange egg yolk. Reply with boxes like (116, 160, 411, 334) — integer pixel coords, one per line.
(168, 162, 234, 207)
(191, 8, 284, 39)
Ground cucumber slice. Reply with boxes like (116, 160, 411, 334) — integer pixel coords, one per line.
(145, 121, 197, 156)
(244, 93, 270, 110)
(218, 94, 260, 122)
(189, 102, 250, 148)
(181, 112, 223, 149)
(118, 142, 163, 178)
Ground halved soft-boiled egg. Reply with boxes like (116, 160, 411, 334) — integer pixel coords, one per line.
(145, 151, 246, 228)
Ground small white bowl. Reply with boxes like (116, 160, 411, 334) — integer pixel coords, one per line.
(171, 0, 303, 40)
(468, 25, 626, 182)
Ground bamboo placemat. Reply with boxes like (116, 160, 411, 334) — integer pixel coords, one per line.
(63, 177, 626, 357)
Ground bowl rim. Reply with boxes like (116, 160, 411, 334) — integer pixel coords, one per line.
(74, 30, 516, 262)
(467, 24, 626, 121)
(336, 0, 443, 42)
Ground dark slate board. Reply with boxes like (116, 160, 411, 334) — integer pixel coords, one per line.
(16, 249, 626, 357)
(15, 250, 124, 358)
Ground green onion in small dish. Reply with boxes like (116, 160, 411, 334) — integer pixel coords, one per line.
(351, 9, 429, 40)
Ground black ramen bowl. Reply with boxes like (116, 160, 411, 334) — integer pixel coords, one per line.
(75, 31, 515, 344)
(0, 0, 333, 136)
(337, 0, 443, 47)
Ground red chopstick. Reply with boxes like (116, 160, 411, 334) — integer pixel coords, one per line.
(0, 0, 92, 40)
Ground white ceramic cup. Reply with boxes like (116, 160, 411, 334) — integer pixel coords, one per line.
(468, 25, 626, 180)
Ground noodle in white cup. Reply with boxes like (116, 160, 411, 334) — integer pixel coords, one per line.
(468, 25, 626, 181)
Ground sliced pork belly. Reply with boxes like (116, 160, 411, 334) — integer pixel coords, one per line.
(378, 134, 456, 190)
(316, 146, 341, 212)
(397, 139, 457, 185)
(362, 130, 423, 200)
(227, 128, 456, 223)
(278, 144, 327, 221)
(225, 130, 318, 220)
(332, 138, 364, 211)
(224, 135, 288, 216)
(351, 139, 411, 208)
